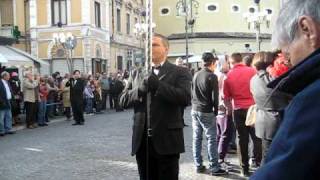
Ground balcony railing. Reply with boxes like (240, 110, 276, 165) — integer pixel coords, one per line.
(0, 26, 13, 37)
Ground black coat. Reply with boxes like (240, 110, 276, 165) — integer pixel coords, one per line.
(120, 61, 192, 156)
(0, 80, 12, 110)
(250, 70, 291, 140)
(66, 78, 86, 105)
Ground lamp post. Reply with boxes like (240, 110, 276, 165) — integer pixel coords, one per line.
(52, 32, 77, 73)
(176, 0, 199, 67)
(243, 0, 272, 52)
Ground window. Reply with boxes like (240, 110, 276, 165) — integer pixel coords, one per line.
(126, 13, 130, 35)
(249, 7, 256, 13)
(117, 9, 121, 32)
(160, 7, 170, 16)
(0, 0, 14, 26)
(231, 5, 240, 13)
(206, 4, 219, 13)
(52, 0, 67, 25)
(95, 2, 101, 28)
(134, 17, 138, 25)
(265, 8, 273, 15)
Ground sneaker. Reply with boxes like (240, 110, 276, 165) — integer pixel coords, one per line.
(219, 161, 232, 172)
(196, 165, 206, 173)
(211, 169, 228, 176)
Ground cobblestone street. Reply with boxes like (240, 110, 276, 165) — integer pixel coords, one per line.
(0, 108, 248, 180)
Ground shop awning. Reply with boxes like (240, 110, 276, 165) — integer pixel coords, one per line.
(0, 45, 49, 67)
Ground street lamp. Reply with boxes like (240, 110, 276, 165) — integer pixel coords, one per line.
(243, 0, 272, 51)
(176, 0, 199, 67)
(52, 32, 77, 73)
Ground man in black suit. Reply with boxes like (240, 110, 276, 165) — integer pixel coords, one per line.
(120, 34, 192, 180)
(66, 70, 86, 125)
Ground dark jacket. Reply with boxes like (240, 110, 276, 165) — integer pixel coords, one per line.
(66, 78, 86, 105)
(191, 68, 219, 115)
(0, 79, 12, 110)
(251, 49, 320, 180)
(120, 61, 192, 156)
(250, 70, 291, 140)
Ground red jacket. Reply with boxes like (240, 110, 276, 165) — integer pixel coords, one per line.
(223, 64, 255, 109)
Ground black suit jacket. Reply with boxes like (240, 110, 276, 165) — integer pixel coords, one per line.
(66, 78, 86, 105)
(120, 61, 192, 156)
(0, 80, 12, 110)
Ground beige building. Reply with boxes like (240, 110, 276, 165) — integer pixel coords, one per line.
(27, 0, 111, 75)
(153, 0, 282, 62)
(0, 0, 145, 75)
(109, 0, 144, 73)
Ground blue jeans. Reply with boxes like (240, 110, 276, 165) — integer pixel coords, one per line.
(38, 101, 47, 125)
(0, 106, 13, 134)
(191, 110, 220, 172)
(85, 98, 93, 113)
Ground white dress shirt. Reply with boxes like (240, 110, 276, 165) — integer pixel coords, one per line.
(2, 79, 12, 100)
(152, 62, 165, 76)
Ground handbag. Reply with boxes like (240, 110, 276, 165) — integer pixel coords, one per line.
(245, 104, 257, 127)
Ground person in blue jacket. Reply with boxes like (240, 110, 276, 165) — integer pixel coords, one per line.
(251, 0, 320, 179)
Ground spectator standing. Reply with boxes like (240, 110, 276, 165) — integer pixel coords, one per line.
(0, 71, 15, 136)
(250, 52, 291, 164)
(191, 52, 227, 176)
(109, 75, 115, 109)
(113, 75, 124, 112)
(9, 72, 22, 125)
(61, 74, 72, 120)
(38, 77, 49, 126)
(100, 73, 110, 110)
(23, 71, 40, 129)
(223, 53, 261, 177)
(84, 82, 94, 114)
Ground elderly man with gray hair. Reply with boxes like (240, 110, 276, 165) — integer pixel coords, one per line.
(23, 71, 40, 129)
(0, 71, 15, 136)
(251, 0, 320, 179)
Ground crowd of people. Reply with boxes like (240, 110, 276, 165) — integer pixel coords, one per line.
(1, 0, 320, 179)
(0, 69, 129, 135)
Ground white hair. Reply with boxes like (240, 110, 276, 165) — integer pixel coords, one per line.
(1, 71, 9, 78)
(272, 0, 320, 48)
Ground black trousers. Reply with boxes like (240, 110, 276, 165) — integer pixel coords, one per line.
(71, 102, 84, 124)
(65, 107, 71, 119)
(233, 109, 262, 170)
(136, 138, 180, 180)
(109, 93, 114, 109)
(261, 138, 272, 165)
(25, 102, 37, 127)
(113, 94, 122, 111)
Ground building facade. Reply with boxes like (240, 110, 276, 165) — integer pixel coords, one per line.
(27, 0, 111, 75)
(109, 0, 144, 73)
(153, 0, 281, 62)
(0, 0, 30, 53)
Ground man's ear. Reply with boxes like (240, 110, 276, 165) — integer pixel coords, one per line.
(298, 16, 320, 49)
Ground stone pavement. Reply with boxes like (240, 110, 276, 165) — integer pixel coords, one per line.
(0, 108, 250, 180)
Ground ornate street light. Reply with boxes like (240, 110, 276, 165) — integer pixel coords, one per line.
(243, 0, 272, 51)
(176, 0, 199, 67)
(52, 32, 77, 73)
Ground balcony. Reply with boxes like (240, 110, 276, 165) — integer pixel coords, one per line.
(0, 26, 13, 38)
